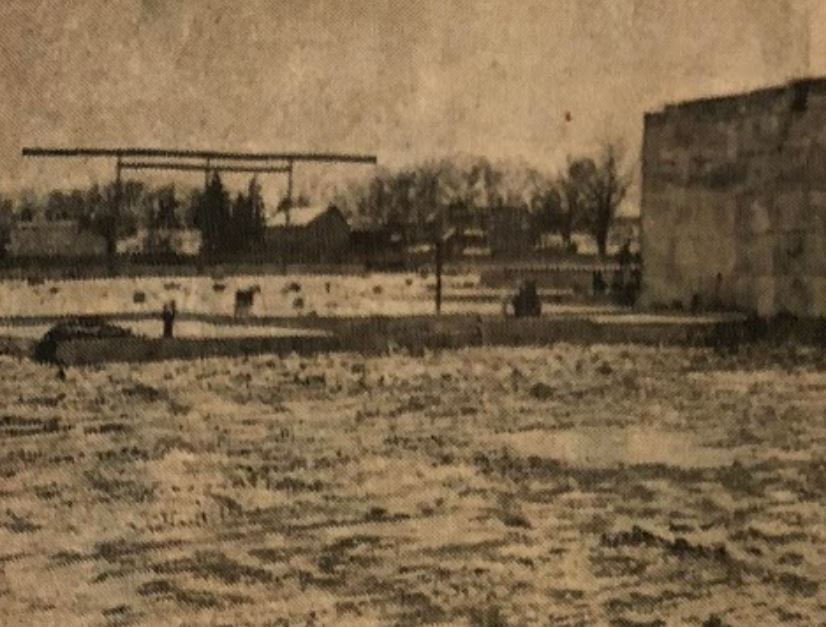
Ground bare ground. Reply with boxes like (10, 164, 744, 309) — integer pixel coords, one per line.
(1, 343, 826, 626)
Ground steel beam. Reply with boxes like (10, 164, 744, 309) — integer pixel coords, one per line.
(120, 161, 292, 174)
(22, 146, 377, 164)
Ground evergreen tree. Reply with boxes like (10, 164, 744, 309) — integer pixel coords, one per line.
(247, 176, 266, 246)
(231, 192, 250, 253)
(195, 172, 231, 256)
(155, 185, 181, 229)
(225, 177, 266, 253)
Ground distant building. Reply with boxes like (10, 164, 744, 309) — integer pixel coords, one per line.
(488, 206, 533, 258)
(350, 223, 405, 269)
(263, 205, 350, 263)
(607, 215, 641, 256)
(117, 228, 202, 256)
(641, 77, 826, 316)
(8, 219, 107, 258)
(536, 231, 603, 256)
(570, 233, 599, 257)
(455, 227, 491, 258)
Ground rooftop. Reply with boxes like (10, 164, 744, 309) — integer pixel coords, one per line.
(265, 205, 338, 228)
(647, 76, 826, 119)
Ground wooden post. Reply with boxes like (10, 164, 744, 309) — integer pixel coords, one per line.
(435, 233, 443, 315)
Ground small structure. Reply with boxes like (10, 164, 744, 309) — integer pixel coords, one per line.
(8, 219, 107, 258)
(263, 205, 350, 263)
(234, 286, 261, 317)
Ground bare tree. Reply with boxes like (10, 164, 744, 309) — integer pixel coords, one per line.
(558, 143, 633, 256)
(588, 142, 633, 257)
(531, 182, 565, 243)
(561, 157, 597, 248)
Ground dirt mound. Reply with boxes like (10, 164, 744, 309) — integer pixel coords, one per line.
(33, 317, 134, 363)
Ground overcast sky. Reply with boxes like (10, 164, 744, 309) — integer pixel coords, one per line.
(1, 0, 824, 207)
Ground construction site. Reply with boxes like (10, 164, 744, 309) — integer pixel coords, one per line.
(1, 77, 826, 625)
(3, 1, 826, 625)
(0, 124, 824, 625)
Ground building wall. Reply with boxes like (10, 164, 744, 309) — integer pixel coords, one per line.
(310, 209, 351, 262)
(263, 208, 350, 263)
(8, 220, 107, 258)
(641, 78, 826, 316)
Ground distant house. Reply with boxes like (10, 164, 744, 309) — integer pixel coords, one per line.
(117, 227, 202, 256)
(608, 215, 641, 255)
(571, 232, 599, 256)
(488, 206, 534, 258)
(455, 227, 490, 258)
(350, 223, 405, 269)
(8, 219, 107, 258)
(263, 205, 350, 263)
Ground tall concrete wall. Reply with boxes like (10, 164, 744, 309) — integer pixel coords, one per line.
(641, 78, 826, 316)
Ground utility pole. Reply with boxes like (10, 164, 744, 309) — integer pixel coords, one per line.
(435, 236, 443, 315)
(429, 209, 445, 315)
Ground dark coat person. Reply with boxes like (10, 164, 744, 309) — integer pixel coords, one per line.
(162, 301, 176, 338)
(512, 280, 541, 317)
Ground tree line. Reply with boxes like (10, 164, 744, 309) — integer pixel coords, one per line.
(335, 143, 633, 256)
(1, 144, 633, 258)
(1, 173, 268, 257)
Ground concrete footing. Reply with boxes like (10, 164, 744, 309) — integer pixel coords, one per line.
(25, 313, 778, 365)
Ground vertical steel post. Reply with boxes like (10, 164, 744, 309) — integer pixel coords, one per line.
(286, 159, 294, 227)
(110, 154, 122, 272)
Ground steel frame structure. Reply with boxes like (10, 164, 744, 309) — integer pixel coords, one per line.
(22, 146, 377, 230)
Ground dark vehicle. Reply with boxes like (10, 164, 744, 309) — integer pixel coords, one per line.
(34, 316, 133, 363)
(509, 279, 542, 318)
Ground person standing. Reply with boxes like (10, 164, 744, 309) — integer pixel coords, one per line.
(162, 301, 176, 338)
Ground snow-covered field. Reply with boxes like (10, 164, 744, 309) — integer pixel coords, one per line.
(0, 273, 627, 321)
(0, 273, 450, 319)
(1, 344, 825, 625)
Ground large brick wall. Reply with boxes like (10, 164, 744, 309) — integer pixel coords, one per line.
(641, 78, 826, 316)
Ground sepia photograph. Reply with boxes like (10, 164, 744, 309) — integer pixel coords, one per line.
(1, 1, 826, 625)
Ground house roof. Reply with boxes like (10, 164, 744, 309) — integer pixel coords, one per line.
(266, 205, 340, 228)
